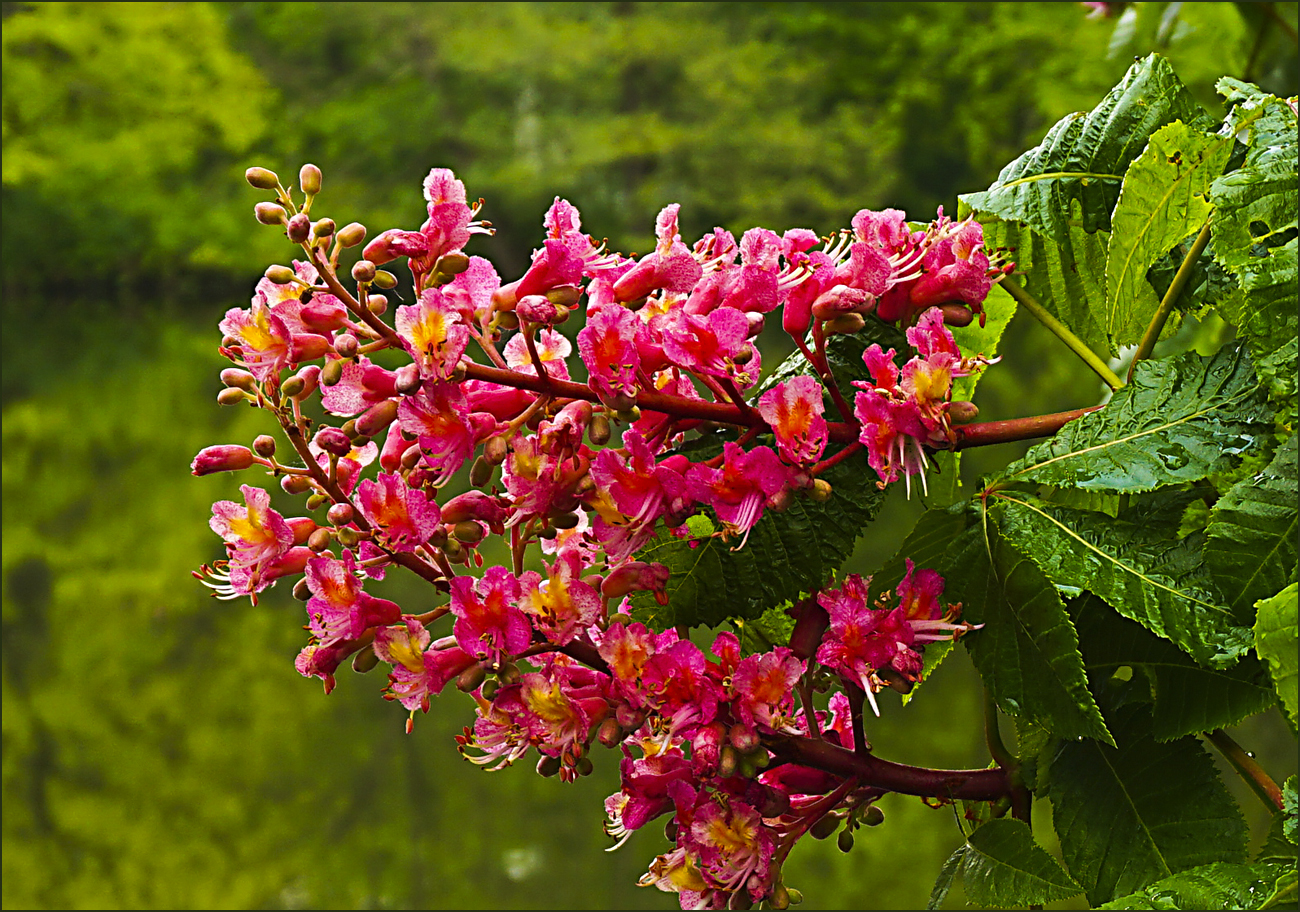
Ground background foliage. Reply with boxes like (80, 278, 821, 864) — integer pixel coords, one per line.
(3, 2, 1295, 908)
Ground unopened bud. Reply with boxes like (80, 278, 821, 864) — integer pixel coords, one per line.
(443, 537, 464, 562)
(280, 376, 305, 398)
(938, 302, 975, 327)
(336, 526, 359, 548)
(282, 474, 312, 495)
(785, 887, 803, 905)
(729, 723, 759, 753)
(769, 885, 791, 910)
(395, 364, 422, 394)
(497, 662, 521, 687)
(286, 213, 311, 242)
(808, 479, 833, 503)
(356, 399, 399, 438)
(483, 436, 508, 466)
(351, 260, 377, 284)
(336, 222, 366, 248)
(434, 252, 471, 276)
(550, 511, 580, 530)
(875, 664, 915, 694)
(607, 613, 632, 628)
(728, 890, 753, 910)
(575, 756, 594, 777)
(456, 663, 487, 693)
(469, 456, 493, 488)
(587, 413, 611, 446)
(537, 754, 562, 777)
(731, 344, 755, 366)
(453, 521, 485, 545)
(810, 814, 840, 840)
(615, 406, 641, 423)
(340, 419, 358, 439)
(597, 717, 623, 748)
(352, 649, 379, 674)
(327, 503, 354, 526)
(217, 387, 248, 406)
(824, 313, 866, 335)
(220, 368, 257, 391)
(264, 264, 296, 285)
(293, 577, 312, 601)
(768, 488, 795, 512)
(719, 745, 740, 778)
(546, 284, 582, 307)
(298, 163, 322, 196)
(367, 293, 388, 315)
(314, 427, 353, 457)
(307, 527, 333, 551)
(837, 828, 855, 853)
(495, 311, 520, 331)
(948, 400, 979, 424)
(246, 167, 281, 190)
(253, 435, 277, 457)
(306, 492, 329, 511)
(190, 444, 255, 475)
(311, 218, 335, 240)
(372, 270, 398, 290)
(759, 788, 791, 818)
(862, 805, 884, 826)
(404, 446, 426, 471)
(479, 678, 499, 701)
(321, 358, 344, 387)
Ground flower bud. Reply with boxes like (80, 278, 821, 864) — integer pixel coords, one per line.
(948, 400, 979, 424)
(372, 270, 398, 290)
(290, 365, 321, 399)
(327, 502, 354, 526)
(190, 445, 255, 476)
(403, 445, 426, 471)
(456, 663, 487, 693)
(811, 284, 872, 321)
(264, 264, 296, 285)
(824, 313, 866, 335)
(314, 427, 353, 457)
(732, 344, 755, 366)
(546, 284, 582, 307)
(333, 334, 359, 359)
(769, 885, 791, 911)
(306, 492, 329, 511)
(336, 222, 366, 248)
(719, 745, 740, 779)
(443, 537, 464, 562)
(498, 662, 521, 687)
(745, 312, 765, 338)
(217, 387, 248, 406)
(286, 212, 311, 242)
(537, 755, 562, 778)
(728, 890, 753, 910)
(320, 359, 344, 387)
(759, 787, 791, 818)
(837, 828, 855, 853)
(938, 302, 974, 327)
(282, 474, 313, 495)
(356, 399, 399, 438)
(433, 252, 471, 276)
(293, 577, 312, 601)
(810, 814, 840, 840)
(479, 678, 499, 701)
(392, 364, 421, 395)
(311, 218, 336, 240)
(352, 649, 379, 674)
(575, 756, 594, 777)
(367, 293, 388, 315)
(308, 527, 333, 552)
(291, 333, 331, 362)
(452, 521, 484, 545)
(469, 456, 493, 488)
(597, 717, 623, 748)
(246, 167, 281, 190)
(220, 368, 257, 391)
(729, 723, 759, 753)
(785, 887, 803, 906)
(615, 704, 645, 732)
(337, 526, 359, 548)
(862, 805, 884, 826)
(615, 406, 641, 423)
(808, 479, 833, 503)
(298, 163, 322, 196)
(495, 311, 520, 331)
(483, 435, 508, 466)
(587, 413, 611, 446)
(351, 260, 377, 284)
(253, 435, 277, 457)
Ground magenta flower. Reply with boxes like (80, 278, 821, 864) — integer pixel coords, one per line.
(518, 544, 602, 645)
(604, 748, 694, 847)
(658, 306, 750, 380)
(815, 574, 920, 715)
(686, 443, 792, 545)
(320, 356, 398, 417)
(219, 300, 290, 383)
(731, 647, 804, 734)
(397, 379, 497, 485)
(578, 304, 643, 406)
(395, 287, 470, 380)
(503, 327, 573, 381)
(756, 376, 828, 466)
(909, 218, 993, 309)
(612, 204, 704, 303)
(450, 565, 529, 662)
(191, 444, 255, 476)
(209, 485, 294, 598)
(304, 553, 403, 645)
(355, 471, 442, 552)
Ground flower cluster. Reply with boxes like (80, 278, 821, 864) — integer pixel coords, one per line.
(194, 164, 1001, 908)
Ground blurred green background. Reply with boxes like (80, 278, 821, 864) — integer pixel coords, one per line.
(3, 3, 1295, 908)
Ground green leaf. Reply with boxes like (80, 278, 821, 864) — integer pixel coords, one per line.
(1205, 433, 1299, 619)
(927, 844, 968, 910)
(999, 343, 1271, 493)
(1052, 702, 1249, 906)
(1284, 776, 1298, 846)
(959, 818, 1084, 907)
(941, 510, 1111, 743)
(1014, 716, 1059, 794)
(1255, 777, 1298, 865)
(979, 214, 1115, 358)
(1104, 120, 1232, 346)
(629, 438, 886, 629)
(1253, 583, 1299, 728)
(1097, 861, 1294, 910)
(758, 315, 908, 399)
(1217, 237, 1299, 413)
(949, 279, 1018, 405)
(997, 496, 1253, 668)
(733, 602, 795, 656)
(960, 54, 1210, 246)
(1072, 594, 1275, 740)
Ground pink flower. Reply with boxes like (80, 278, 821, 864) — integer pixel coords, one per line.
(686, 443, 792, 545)
(909, 219, 993, 310)
(518, 544, 603, 646)
(578, 304, 643, 406)
(605, 748, 694, 846)
(502, 327, 573, 381)
(208, 485, 294, 598)
(395, 287, 470, 379)
(612, 204, 704, 302)
(219, 301, 290, 383)
(450, 565, 529, 662)
(815, 574, 920, 715)
(320, 356, 398, 417)
(731, 647, 804, 733)
(756, 377, 828, 466)
(659, 306, 750, 380)
(397, 379, 497, 485)
(304, 553, 403, 645)
(355, 472, 442, 552)
(191, 445, 255, 476)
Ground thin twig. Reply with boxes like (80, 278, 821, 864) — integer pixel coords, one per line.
(1000, 276, 1125, 390)
(1128, 217, 1214, 381)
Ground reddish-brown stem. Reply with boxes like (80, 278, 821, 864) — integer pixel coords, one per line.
(763, 733, 1011, 802)
(522, 326, 550, 381)
(950, 407, 1098, 450)
(775, 774, 860, 864)
(845, 681, 870, 756)
(810, 442, 862, 476)
(1205, 728, 1284, 811)
(812, 321, 855, 423)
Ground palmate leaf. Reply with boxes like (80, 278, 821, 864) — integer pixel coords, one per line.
(996, 496, 1253, 668)
(1216, 237, 1299, 412)
(1097, 861, 1294, 910)
(997, 343, 1271, 492)
(1253, 583, 1299, 728)
(1071, 594, 1275, 740)
(978, 213, 1114, 357)
(941, 510, 1111, 744)
(1205, 433, 1299, 619)
(1105, 120, 1232, 346)
(628, 437, 885, 630)
(960, 54, 1210, 246)
(957, 818, 1084, 908)
(1051, 702, 1249, 907)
